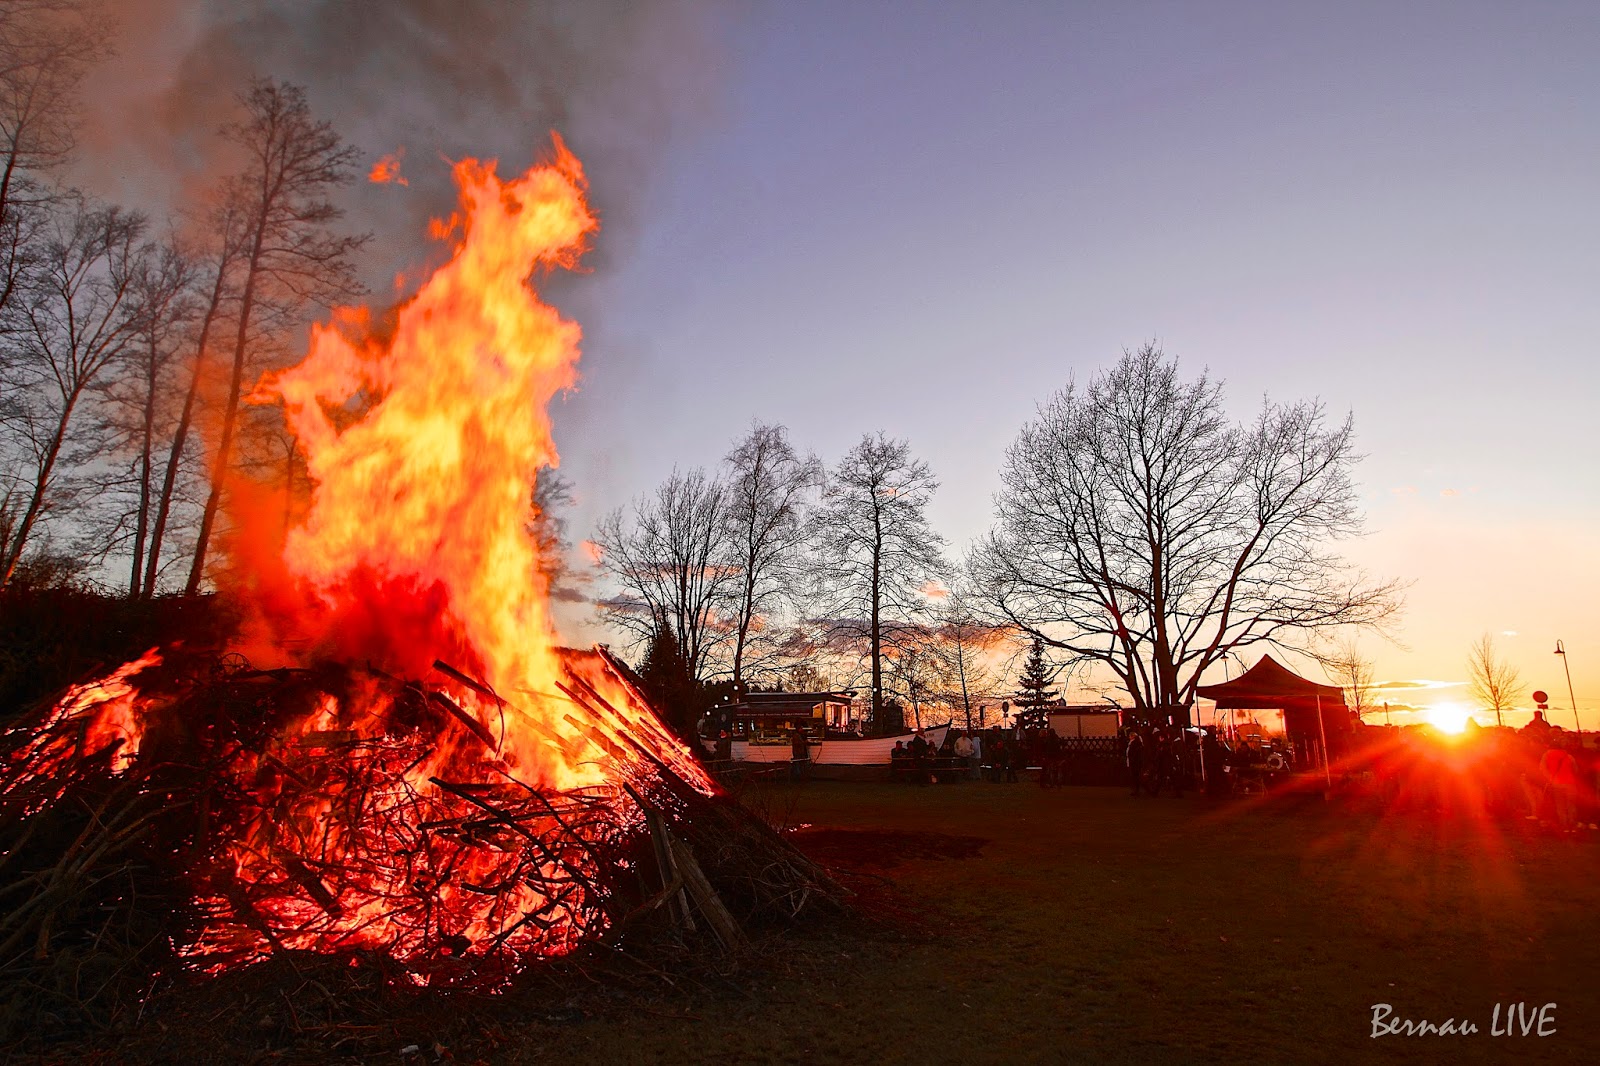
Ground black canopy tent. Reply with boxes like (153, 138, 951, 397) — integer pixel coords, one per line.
(1195, 655, 1349, 772)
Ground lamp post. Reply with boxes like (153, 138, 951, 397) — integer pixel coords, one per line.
(1554, 640, 1580, 737)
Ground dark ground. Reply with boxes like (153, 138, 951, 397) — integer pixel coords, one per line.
(496, 780, 1598, 1065)
(9, 776, 1598, 1064)
(9, 595, 1592, 1062)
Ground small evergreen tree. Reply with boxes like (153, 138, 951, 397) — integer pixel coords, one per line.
(1014, 637, 1058, 727)
(637, 626, 698, 740)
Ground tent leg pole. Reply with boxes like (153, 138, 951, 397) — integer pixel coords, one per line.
(1317, 694, 1332, 795)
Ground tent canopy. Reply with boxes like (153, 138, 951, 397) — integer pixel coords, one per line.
(1195, 654, 1345, 716)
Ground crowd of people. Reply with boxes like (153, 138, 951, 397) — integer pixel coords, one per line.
(887, 727, 1033, 783)
(721, 709, 1598, 836)
(1115, 710, 1600, 831)
(1362, 711, 1600, 831)
(1120, 724, 1294, 798)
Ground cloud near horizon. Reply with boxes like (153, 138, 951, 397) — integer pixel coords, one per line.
(1373, 679, 1465, 691)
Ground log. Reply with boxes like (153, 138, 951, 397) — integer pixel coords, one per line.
(668, 835, 748, 953)
(431, 660, 505, 705)
(623, 783, 695, 934)
(427, 692, 498, 752)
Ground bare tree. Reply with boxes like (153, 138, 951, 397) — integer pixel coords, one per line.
(972, 344, 1401, 721)
(530, 465, 584, 604)
(113, 238, 196, 597)
(882, 631, 950, 731)
(0, 0, 110, 321)
(1325, 636, 1376, 721)
(186, 78, 366, 595)
(141, 195, 246, 598)
(722, 422, 821, 690)
(0, 196, 144, 584)
(784, 660, 837, 693)
(1467, 632, 1524, 728)
(810, 432, 947, 730)
(929, 588, 1016, 731)
(593, 468, 738, 685)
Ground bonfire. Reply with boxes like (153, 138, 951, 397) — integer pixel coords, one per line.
(0, 141, 833, 1003)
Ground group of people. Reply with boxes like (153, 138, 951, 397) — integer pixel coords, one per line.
(1123, 725, 1293, 798)
(1124, 726, 1188, 797)
(704, 708, 1599, 839)
(888, 727, 1024, 783)
(1365, 710, 1600, 832)
(1112, 709, 1600, 831)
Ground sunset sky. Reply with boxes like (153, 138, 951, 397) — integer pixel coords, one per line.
(83, 1, 1598, 726)
(556, 1, 1599, 724)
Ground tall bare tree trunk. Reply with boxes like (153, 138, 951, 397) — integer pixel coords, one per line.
(870, 510, 882, 729)
(186, 244, 260, 596)
(0, 401, 75, 586)
(177, 80, 365, 595)
(144, 266, 226, 598)
(128, 333, 158, 597)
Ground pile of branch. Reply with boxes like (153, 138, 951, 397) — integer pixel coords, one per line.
(0, 646, 844, 1043)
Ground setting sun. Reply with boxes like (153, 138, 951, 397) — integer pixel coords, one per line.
(1425, 702, 1473, 735)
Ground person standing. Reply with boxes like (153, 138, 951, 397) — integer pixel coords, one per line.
(909, 729, 931, 785)
(954, 730, 974, 781)
(1151, 731, 1171, 795)
(790, 727, 810, 782)
(1540, 736, 1580, 832)
(1201, 727, 1227, 797)
(1127, 731, 1146, 796)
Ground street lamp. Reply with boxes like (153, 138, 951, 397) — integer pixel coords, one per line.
(1554, 640, 1581, 736)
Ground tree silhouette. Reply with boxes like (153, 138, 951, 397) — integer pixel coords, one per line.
(186, 79, 366, 595)
(1013, 636, 1059, 727)
(722, 422, 820, 690)
(0, 199, 144, 585)
(637, 625, 698, 740)
(973, 344, 1400, 718)
(594, 467, 737, 685)
(1467, 632, 1523, 728)
(810, 433, 946, 733)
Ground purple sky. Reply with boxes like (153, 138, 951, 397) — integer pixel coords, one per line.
(552, 1, 1598, 720)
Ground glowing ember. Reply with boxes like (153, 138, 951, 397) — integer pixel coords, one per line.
(5, 649, 162, 811)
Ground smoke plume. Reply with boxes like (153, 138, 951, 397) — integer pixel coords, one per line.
(77, 0, 733, 284)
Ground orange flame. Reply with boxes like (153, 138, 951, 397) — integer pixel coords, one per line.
(258, 138, 603, 789)
(369, 149, 408, 186)
(9, 650, 162, 799)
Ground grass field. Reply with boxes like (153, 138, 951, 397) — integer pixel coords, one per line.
(512, 780, 1598, 1065)
(26, 779, 1598, 1064)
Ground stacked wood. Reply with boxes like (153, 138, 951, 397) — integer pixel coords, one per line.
(0, 645, 844, 1040)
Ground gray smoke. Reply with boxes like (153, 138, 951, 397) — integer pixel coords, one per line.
(77, 0, 734, 286)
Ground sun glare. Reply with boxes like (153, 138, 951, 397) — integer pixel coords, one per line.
(1425, 702, 1472, 735)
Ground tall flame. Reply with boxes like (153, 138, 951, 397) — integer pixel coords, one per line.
(257, 140, 597, 787)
